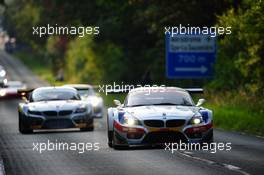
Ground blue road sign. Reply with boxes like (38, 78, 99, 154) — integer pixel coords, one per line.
(166, 34, 216, 78)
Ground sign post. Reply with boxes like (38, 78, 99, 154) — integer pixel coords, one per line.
(166, 34, 216, 79)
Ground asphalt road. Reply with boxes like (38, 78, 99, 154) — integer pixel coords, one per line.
(0, 51, 263, 175)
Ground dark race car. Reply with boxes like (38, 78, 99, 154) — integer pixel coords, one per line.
(18, 86, 94, 134)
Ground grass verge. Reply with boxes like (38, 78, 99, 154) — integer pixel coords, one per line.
(207, 104, 264, 136)
(14, 52, 56, 84)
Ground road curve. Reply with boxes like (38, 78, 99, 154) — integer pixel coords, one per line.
(0, 51, 263, 175)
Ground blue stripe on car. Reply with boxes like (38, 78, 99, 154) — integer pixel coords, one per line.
(118, 112, 125, 122)
(200, 110, 209, 123)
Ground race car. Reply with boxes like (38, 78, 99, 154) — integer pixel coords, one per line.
(0, 65, 8, 87)
(18, 86, 94, 134)
(107, 87, 213, 149)
(0, 81, 26, 98)
(64, 84, 104, 118)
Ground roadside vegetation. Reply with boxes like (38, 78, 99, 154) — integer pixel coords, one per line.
(3, 0, 264, 136)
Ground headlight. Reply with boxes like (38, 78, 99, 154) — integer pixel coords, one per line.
(90, 97, 102, 107)
(121, 115, 141, 126)
(3, 78, 7, 85)
(0, 70, 6, 77)
(0, 89, 6, 96)
(190, 116, 203, 125)
(126, 118, 136, 126)
(75, 106, 87, 113)
(28, 110, 42, 115)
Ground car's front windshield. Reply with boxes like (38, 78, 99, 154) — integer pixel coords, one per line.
(32, 89, 80, 102)
(125, 89, 194, 107)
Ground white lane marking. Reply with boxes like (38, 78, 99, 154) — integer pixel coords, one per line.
(256, 135, 264, 139)
(0, 158, 6, 175)
(223, 164, 250, 175)
(183, 151, 193, 155)
(178, 151, 250, 175)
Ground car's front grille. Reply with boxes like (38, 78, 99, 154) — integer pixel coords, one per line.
(166, 119, 186, 127)
(43, 111, 57, 116)
(58, 110, 72, 116)
(44, 119, 74, 129)
(143, 132, 187, 144)
(144, 120, 164, 127)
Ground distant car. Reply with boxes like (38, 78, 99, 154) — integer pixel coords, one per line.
(0, 65, 7, 87)
(0, 81, 26, 98)
(107, 87, 213, 149)
(18, 86, 94, 134)
(64, 84, 104, 118)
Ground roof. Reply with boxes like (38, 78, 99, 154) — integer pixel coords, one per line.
(63, 84, 93, 90)
(129, 86, 187, 93)
(33, 86, 77, 93)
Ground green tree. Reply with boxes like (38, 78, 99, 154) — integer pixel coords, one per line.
(212, 0, 264, 95)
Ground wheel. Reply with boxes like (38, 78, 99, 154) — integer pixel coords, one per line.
(80, 119, 94, 131)
(108, 131, 113, 148)
(112, 132, 119, 149)
(203, 130, 214, 143)
(112, 132, 128, 150)
(19, 113, 33, 134)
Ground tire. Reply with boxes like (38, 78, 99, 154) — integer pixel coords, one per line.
(112, 132, 118, 149)
(203, 130, 214, 143)
(112, 132, 128, 150)
(80, 119, 94, 131)
(108, 131, 113, 148)
(18, 113, 33, 134)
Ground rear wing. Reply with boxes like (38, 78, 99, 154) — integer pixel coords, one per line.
(106, 88, 130, 94)
(184, 88, 204, 94)
(106, 87, 204, 94)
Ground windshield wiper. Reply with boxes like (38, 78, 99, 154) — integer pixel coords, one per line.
(127, 104, 151, 107)
(152, 103, 178, 105)
(152, 103, 193, 106)
(44, 98, 61, 101)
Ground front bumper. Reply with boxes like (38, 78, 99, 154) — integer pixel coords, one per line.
(113, 121, 213, 146)
(23, 113, 93, 129)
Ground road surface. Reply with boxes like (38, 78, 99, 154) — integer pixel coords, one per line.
(0, 51, 263, 175)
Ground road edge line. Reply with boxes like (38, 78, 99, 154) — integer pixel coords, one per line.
(0, 157, 6, 175)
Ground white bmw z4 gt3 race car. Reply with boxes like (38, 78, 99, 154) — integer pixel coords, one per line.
(107, 87, 213, 149)
(18, 86, 94, 134)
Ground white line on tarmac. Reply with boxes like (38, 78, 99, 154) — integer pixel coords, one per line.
(0, 158, 5, 175)
(178, 151, 250, 175)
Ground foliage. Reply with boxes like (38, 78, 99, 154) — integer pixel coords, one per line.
(4, 0, 232, 84)
(5, 0, 264, 134)
(211, 0, 264, 95)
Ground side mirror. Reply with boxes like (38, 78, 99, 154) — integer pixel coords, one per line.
(196, 98, 206, 107)
(113, 99, 122, 107)
(22, 96, 29, 103)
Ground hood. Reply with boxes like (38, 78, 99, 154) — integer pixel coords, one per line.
(125, 105, 199, 120)
(28, 100, 83, 111)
